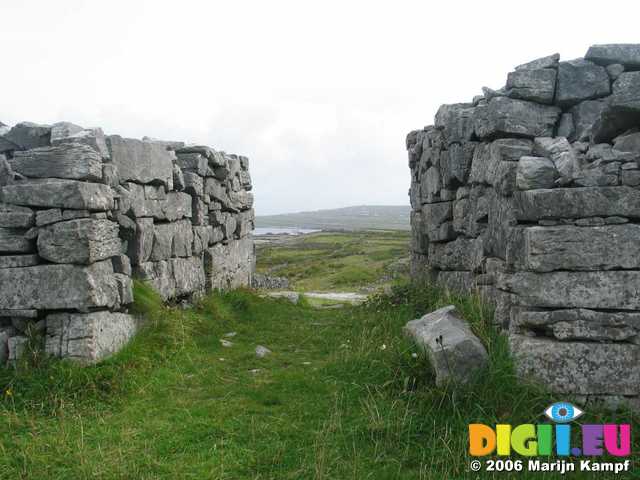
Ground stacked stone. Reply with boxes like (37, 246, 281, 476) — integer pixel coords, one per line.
(407, 44, 640, 407)
(0, 121, 255, 364)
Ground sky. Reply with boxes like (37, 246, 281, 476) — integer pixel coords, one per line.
(1, 1, 639, 215)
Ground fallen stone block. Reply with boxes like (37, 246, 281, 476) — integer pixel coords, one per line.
(404, 305, 488, 386)
(0, 260, 119, 310)
(9, 143, 103, 181)
(2, 179, 114, 211)
(45, 311, 137, 363)
(510, 334, 640, 395)
(37, 218, 121, 264)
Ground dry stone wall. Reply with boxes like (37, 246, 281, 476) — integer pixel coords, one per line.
(0, 121, 254, 364)
(407, 44, 640, 408)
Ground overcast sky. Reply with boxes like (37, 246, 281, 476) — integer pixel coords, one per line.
(1, 1, 639, 214)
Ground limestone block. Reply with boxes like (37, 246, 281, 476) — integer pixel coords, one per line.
(136, 256, 205, 300)
(555, 59, 610, 107)
(183, 171, 204, 196)
(473, 97, 560, 139)
(0, 254, 39, 268)
(0, 122, 50, 152)
(593, 72, 640, 142)
(50, 122, 109, 158)
(515, 53, 559, 71)
(614, 131, 640, 153)
(533, 137, 579, 184)
(434, 103, 476, 144)
(570, 100, 607, 142)
(510, 335, 640, 395)
(107, 135, 174, 187)
(9, 143, 102, 181)
(175, 153, 208, 177)
(404, 305, 488, 386)
(37, 218, 121, 264)
(0, 260, 119, 310)
(436, 271, 476, 294)
(428, 237, 484, 272)
(35, 209, 62, 226)
(498, 270, 640, 310)
(514, 186, 640, 221)
(506, 68, 556, 104)
(204, 238, 253, 290)
(516, 156, 558, 190)
(45, 311, 137, 363)
(2, 179, 114, 211)
(150, 219, 194, 261)
(523, 224, 640, 272)
(585, 44, 640, 69)
(0, 228, 33, 253)
(0, 203, 34, 228)
(8, 336, 28, 362)
(175, 145, 227, 168)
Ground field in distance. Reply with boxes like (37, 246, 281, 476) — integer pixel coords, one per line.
(255, 205, 410, 231)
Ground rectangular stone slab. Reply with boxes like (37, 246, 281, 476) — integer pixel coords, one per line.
(0, 228, 33, 253)
(524, 224, 640, 272)
(510, 334, 640, 395)
(2, 179, 114, 211)
(514, 186, 640, 220)
(473, 96, 560, 139)
(45, 311, 137, 363)
(107, 135, 174, 187)
(0, 260, 119, 310)
(37, 218, 121, 264)
(499, 271, 640, 310)
(0, 203, 34, 228)
(9, 143, 103, 181)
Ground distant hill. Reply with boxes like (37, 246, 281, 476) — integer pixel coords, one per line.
(256, 205, 410, 231)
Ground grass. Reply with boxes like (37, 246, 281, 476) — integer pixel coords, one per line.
(256, 230, 410, 292)
(2, 280, 636, 479)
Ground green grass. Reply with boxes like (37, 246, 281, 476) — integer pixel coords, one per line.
(256, 230, 410, 292)
(2, 281, 636, 479)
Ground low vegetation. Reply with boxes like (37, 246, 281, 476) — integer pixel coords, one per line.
(256, 230, 410, 292)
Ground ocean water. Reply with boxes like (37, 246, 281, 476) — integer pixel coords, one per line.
(253, 227, 321, 236)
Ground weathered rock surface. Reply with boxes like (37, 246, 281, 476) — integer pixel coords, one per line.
(204, 238, 253, 290)
(523, 224, 640, 272)
(555, 60, 610, 107)
(0, 203, 34, 228)
(516, 156, 557, 190)
(107, 136, 174, 187)
(0, 122, 50, 152)
(9, 143, 103, 181)
(473, 97, 560, 139)
(510, 335, 640, 395)
(586, 44, 640, 69)
(37, 218, 121, 264)
(45, 311, 137, 363)
(404, 305, 488, 386)
(0, 228, 34, 253)
(506, 68, 556, 104)
(0, 260, 120, 310)
(593, 72, 640, 142)
(136, 256, 206, 300)
(2, 179, 114, 211)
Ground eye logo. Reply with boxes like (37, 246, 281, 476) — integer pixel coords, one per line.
(544, 402, 583, 423)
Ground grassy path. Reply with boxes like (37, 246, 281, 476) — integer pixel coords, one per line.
(1, 283, 637, 478)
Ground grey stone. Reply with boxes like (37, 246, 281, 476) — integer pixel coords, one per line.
(102, 163, 119, 187)
(516, 156, 557, 190)
(604, 216, 628, 224)
(523, 224, 640, 272)
(150, 219, 193, 261)
(574, 217, 606, 226)
(51, 123, 109, 158)
(0, 260, 119, 310)
(204, 238, 253, 290)
(0, 203, 34, 228)
(555, 59, 610, 107)
(0, 228, 34, 253)
(0, 122, 51, 152)
(129, 217, 154, 265)
(515, 53, 559, 71)
(622, 169, 640, 186)
(593, 72, 640, 142)
(606, 64, 625, 81)
(506, 68, 556, 104)
(255, 345, 272, 358)
(175, 145, 227, 168)
(35, 209, 62, 226)
(570, 100, 607, 142)
(442, 142, 476, 186)
(62, 209, 91, 221)
(9, 143, 102, 181)
(0, 331, 8, 363)
(183, 171, 204, 196)
(510, 334, 640, 395)
(37, 218, 121, 264)
(136, 256, 206, 300)
(0, 154, 14, 187)
(533, 137, 579, 184)
(0, 254, 39, 268)
(428, 237, 484, 272)
(121, 182, 191, 221)
(421, 202, 453, 242)
(557, 113, 574, 139)
(114, 273, 133, 305)
(107, 136, 174, 187)
(514, 186, 640, 221)
(473, 97, 560, 139)
(436, 271, 476, 295)
(2, 179, 114, 211)
(613, 132, 640, 153)
(404, 305, 488, 386)
(112, 254, 132, 276)
(498, 270, 640, 310)
(8, 336, 28, 362)
(175, 153, 208, 177)
(434, 103, 475, 144)
(45, 311, 137, 363)
(172, 163, 185, 191)
(585, 44, 640, 69)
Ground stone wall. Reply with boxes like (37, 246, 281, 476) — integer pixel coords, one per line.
(407, 44, 640, 407)
(0, 121, 254, 364)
